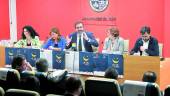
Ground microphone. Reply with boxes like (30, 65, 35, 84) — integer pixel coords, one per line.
(139, 40, 143, 56)
(71, 43, 76, 51)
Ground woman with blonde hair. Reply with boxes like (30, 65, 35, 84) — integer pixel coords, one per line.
(102, 27, 124, 55)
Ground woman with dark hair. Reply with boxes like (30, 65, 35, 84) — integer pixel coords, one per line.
(14, 25, 41, 48)
(11, 55, 33, 73)
(43, 27, 66, 51)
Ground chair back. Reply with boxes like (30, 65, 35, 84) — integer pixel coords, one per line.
(123, 80, 161, 96)
(0, 68, 20, 90)
(85, 77, 122, 96)
(5, 89, 40, 96)
(0, 86, 5, 96)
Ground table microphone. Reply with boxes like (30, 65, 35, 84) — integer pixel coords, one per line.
(71, 43, 76, 51)
(139, 40, 143, 56)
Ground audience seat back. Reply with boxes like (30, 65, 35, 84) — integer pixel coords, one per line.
(0, 68, 20, 90)
(5, 89, 40, 96)
(85, 77, 122, 96)
(123, 80, 161, 96)
(0, 86, 5, 96)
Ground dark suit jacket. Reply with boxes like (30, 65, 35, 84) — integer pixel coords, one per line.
(66, 32, 99, 52)
(130, 36, 159, 56)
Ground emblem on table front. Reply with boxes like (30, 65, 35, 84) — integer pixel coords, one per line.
(31, 53, 37, 60)
(56, 55, 62, 63)
(112, 58, 119, 68)
(83, 56, 89, 65)
(8, 50, 14, 60)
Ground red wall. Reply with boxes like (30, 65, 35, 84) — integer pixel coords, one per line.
(16, 0, 81, 40)
(164, 0, 170, 57)
(0, 0, 10, 39)
(80, 0, 164, 51)
(116, 0, 164, 49)
(16, 0, 166, 56)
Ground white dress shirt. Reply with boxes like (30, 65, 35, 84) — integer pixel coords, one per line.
(142, 40, 149, 56)
(76, 33, 86, 52)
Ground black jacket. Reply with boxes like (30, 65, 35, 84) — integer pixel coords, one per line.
(130, 36, 159, 56)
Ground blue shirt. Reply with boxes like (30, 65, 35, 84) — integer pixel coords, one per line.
(43, 36, 66, 51)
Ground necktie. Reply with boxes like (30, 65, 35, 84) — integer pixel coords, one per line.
(79, 36, 82, 51)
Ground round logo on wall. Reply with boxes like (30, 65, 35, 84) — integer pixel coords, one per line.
(89, 0, 109, 12)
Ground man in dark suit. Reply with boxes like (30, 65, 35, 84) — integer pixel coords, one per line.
(130, 26, 159, 56)
(66, 21, 99, 52)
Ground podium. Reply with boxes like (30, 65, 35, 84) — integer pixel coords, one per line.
(123, 55, 160, 84)
(0, 46, 5, 68)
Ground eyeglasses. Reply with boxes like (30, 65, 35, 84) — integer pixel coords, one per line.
(76, 26, 83, 29)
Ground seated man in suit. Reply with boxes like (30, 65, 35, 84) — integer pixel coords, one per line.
(102, 27, 124, 55)
(130, 26, 159, 56)
(66, 21, 99, 52)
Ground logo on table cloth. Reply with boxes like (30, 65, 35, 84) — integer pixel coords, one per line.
(83, 56, 89, 65)
(8, 49, 14, 60)
(89, 0, 109, 12)
(112, 57, 119, 68)
(31, 52, 37, 60)
(55, 55, 62, 63)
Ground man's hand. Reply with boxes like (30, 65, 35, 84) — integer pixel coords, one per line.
(66, 36, 72, 44)
(49, 46, 54, 50)
(83, 32, 89, 41)
(140, 46, 145, 51)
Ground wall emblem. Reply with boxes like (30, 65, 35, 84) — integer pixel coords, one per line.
(89, 0, 109, 12)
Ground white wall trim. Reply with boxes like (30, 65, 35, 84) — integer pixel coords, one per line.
(9, 0, 17, 42)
